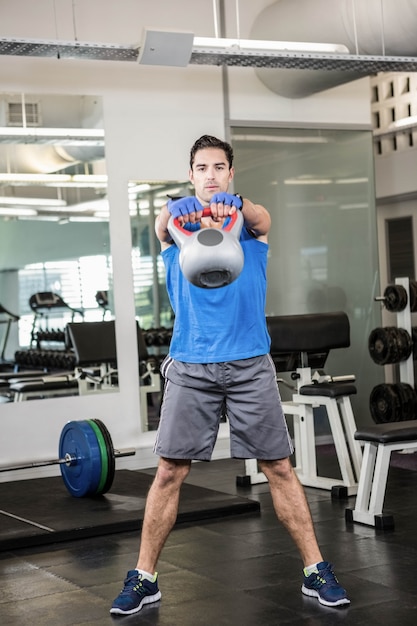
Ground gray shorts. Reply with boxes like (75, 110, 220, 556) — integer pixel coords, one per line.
(154, 354, 294, 461)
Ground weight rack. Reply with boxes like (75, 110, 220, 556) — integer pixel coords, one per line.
(369, 277, 417, 423)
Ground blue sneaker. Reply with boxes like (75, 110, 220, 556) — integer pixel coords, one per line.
(301, 561, 350, 607)
(110, 570, 161, 615)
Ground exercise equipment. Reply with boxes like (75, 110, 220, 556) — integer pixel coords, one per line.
(375, 280, 417, 313)
(369, 277, 416, 421)
(369, 382, 417, 423)
(346, 421, 417, 529)
(237, 312, 362, 497)
(368, 326, 412, 365)
(167, 208, 244, 288)
(0, 419, 134, 497)
(29, 291, 84, 347)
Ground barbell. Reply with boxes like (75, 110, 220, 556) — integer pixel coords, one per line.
(0, 419, 135, 497)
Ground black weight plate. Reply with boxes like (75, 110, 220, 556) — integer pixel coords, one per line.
(393, 327, 413, 362)
(410, 281, 417, 312)
(59, 420, 102, 497)
(395, 383, 417, 421)
(384, 284, 408, 312)
(368, 327, 394, 365)
(92, 419, 115, 495)
(369, 383, 402, 423)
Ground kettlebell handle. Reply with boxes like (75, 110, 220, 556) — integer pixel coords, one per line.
(172, 207, 241, 237)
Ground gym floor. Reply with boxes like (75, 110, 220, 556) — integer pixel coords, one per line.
(1, 454, 417, 626)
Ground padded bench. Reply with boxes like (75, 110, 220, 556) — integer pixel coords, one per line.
(346, 421, 417, 529)
(238, 312, 362, 495)
(10, 374, 79, 401)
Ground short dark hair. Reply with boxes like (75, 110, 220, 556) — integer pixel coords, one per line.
(189, 135, 234, 169)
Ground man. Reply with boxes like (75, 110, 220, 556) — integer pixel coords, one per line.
(110, 135, 350, 615)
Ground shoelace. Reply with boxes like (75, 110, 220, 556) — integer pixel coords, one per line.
(313, 565, 339, 588)
(120, 573, 146, 596)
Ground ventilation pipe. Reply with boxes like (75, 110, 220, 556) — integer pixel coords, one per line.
(250, 0, 417, 98)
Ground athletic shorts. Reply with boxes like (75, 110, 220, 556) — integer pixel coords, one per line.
(154, 354, 294, 461)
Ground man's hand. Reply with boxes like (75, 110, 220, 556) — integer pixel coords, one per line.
(167, 197, 203, 226)
(210, 193, 243, 220)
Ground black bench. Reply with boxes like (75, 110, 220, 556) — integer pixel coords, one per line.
(238, 312, 362, 496)
(346, 421, 417, 529)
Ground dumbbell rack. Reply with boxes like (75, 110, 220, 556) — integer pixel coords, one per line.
(379, 277, 416, 450)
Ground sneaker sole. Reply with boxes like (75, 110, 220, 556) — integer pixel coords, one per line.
(110, 590, 162, 615)
(301, 585, 350, 607)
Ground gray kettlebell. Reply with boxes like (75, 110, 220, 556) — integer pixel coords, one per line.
(167, 208, 244, 288)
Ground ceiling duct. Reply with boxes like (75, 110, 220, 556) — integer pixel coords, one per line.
(250, 0, 417, 98)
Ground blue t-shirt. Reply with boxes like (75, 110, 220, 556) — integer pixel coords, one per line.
(162, 227, 271, 363)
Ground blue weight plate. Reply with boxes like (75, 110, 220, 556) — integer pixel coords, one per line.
(59, 420, 102, 497)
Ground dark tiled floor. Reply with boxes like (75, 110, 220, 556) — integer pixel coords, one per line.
(1, 456, 417, 625)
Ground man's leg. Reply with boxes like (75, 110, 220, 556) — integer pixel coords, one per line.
(136, 457, 191, 573)
(258, 457, 350, 607)
(110, 457, 191, 615)
(258, 457, 322, 566)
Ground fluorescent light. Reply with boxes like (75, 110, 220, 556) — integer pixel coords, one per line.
(0, 173, 107, 185)
(0, 196, 67, 207)
(0, 126, 104, 140)
(63, 197, 109, 214)
(0, 207, 37, 216)
(128, 183, 152, 194)
(137, 30, 349, 68)
(335, 177, 369, 184)
(284, 178, 333, 185)
(193, 37, 349, 55)
(0, 173, 72, 183)
(233, 134, 329, 144)
(45, 181, 108, 189)
(69, 216, 105, 222)
(339, 203, 369, 210)
(72, 174, 107, 183)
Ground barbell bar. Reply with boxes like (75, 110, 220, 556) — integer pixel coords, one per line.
(0, 419, 135, 498)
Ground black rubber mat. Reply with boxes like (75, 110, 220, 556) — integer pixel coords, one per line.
(0, 469, 260, 551)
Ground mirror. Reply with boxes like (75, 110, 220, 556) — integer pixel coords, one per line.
(0, 93, 114, 401)
(129, 179, 191, 430)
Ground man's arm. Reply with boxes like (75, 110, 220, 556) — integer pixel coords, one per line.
(240, 198, 271, 241)
(155, 204, 174, 249)
(155, 197, 203, 249)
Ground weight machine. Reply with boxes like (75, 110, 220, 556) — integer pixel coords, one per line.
(8, 320, 161, 429)
(237, 312, 362, 497)
(29, 291, 84, 347)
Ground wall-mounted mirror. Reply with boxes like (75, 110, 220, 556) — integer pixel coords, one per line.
(0, 93, 115, 402)
(128, 179, 191, 431)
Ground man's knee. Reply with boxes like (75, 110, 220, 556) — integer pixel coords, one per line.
(258, 457, 294, 480)
(154, 458, 191, 488)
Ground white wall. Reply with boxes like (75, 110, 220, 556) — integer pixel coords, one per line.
(0, 0, 372, 480)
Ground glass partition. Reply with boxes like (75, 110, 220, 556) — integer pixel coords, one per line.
(230, 126, 384, 427)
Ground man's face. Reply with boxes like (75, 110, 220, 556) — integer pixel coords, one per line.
(189, 147, 234, 207)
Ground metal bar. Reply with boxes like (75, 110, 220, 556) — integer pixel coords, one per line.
(114, 448, 136, 458)
(0, 447, 135, 472)
(2, 37, 417, 73)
